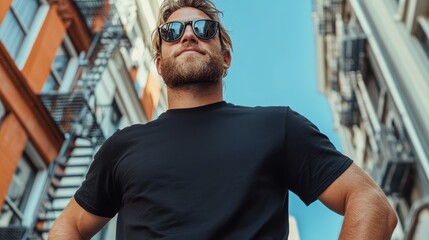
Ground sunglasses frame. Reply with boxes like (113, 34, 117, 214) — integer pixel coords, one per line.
(158, 19, 221, 43)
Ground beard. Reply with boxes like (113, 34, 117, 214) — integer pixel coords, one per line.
(159, 47, 225, 89)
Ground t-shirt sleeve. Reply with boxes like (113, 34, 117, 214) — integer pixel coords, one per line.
(74, 132, 122, 218)
(284, 107, 353, 206)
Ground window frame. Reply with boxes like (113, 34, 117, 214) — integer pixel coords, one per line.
(42, 35, 79, 93)
(416, 16, 429, 58)
(392, 0, 408, 21)
(0, 142, 47, 227)
(0, 0, 49, 68)
(110, 98, 123, 131)
(0, 100, 6, 124)
(3, 152, 37, 225)
(9, 0, 39, 34)
(47, 44, 71, 91)
(0, 9, 28, 59)
(102, 95, 124, 136)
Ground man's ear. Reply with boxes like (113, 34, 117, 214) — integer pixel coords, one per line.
(156, 56, 162, 76)
(223, 50, 231, 70)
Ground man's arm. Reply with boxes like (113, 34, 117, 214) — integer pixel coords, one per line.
(48, 197, 111, 240)
(319, 163, 397, 239)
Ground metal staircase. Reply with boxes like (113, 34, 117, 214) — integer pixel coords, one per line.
(26, 96, 105, 240)
(21, 1, 129, 239)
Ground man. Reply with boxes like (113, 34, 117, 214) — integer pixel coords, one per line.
(49, 0, 397, 239)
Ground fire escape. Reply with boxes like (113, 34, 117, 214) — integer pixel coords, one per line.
(339, 19, 365, 128)
(337, 6, 415, 229)
(21, 1, 127, 239)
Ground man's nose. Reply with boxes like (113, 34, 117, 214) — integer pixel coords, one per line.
(181, 25, 198, 44)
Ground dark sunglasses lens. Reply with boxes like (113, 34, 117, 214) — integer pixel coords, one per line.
(194, 20, 218, 39)
(160, 22, 184, 41)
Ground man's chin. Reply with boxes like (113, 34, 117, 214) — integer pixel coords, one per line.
(177, 51, 204, 58)
(160, 52, 224, 89)
(177, 55, 207, 65)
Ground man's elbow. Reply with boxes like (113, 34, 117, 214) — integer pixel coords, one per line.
(370, 187, 398, 234)
(386, 203, 398, 233)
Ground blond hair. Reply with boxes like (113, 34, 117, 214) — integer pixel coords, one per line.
(152, 0, 233, 58)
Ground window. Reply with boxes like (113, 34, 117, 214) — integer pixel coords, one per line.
(128, 24, 139, 51)
(0, 153, 37, 226)
(41, 35, 78, 92)
(416, 17, 429, 58)
(110, 98, 122, 131)
(134, 65, 149, 97)
(42, 44, 71, 92)
(101, 97, 123, 137)
(0, 144, 46, 228)
(390, 0, 408, 21)
(0, 100, 6, 124)
(0, 0, 41, 59)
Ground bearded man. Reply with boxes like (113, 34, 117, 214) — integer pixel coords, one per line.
(49, 0, 397, 239)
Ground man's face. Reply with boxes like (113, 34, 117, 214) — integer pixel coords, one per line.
(156, 7, 231, 89)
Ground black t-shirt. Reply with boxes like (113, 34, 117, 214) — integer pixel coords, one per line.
(75, 101, 352, 239)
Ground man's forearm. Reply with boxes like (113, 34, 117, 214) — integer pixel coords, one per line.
(339, 188, 397, 239)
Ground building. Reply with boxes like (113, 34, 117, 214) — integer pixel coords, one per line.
(313, 0, 429, 239)
(0, 0, 167, 239)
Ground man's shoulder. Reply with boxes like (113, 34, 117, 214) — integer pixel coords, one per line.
(102, 123, 154, 146)
(94, 123, 153, 160)
(110, 124, 142, 138)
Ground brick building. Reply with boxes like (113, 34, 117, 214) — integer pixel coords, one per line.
(0, 0, 166, 239)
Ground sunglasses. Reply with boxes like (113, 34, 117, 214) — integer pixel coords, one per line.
(158, 19, 220, 42)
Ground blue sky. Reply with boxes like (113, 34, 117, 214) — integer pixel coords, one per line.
(212, 1, 344, 239)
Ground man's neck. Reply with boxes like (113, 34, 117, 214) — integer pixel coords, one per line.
(167, 82, 223, 109)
